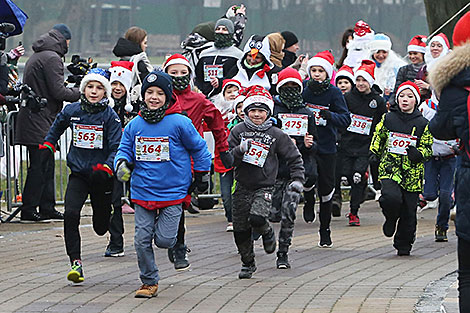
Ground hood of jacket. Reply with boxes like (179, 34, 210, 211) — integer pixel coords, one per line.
(113, 37, 143, 58)
(242, 35, 275, 69)
(429, 43, 470, 94)
(32, 29, 68, 57)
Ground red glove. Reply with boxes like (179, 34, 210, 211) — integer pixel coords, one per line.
(92, 163, 113, 177)
(38, 141, 55, 153)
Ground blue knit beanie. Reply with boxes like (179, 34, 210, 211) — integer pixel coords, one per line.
(53, 24, 72, 40)
(141, 71, 173, 101)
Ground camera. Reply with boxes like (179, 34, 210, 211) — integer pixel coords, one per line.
(5, 83, 47, 113)
(66, 55, 97, 85)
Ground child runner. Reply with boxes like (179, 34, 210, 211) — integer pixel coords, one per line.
(370, 81, 432, 255)
(114, 70, 211, 297)
(40, 68, 122, 283)
(340, 60, 387, 226)
(302, 51, 351, 247)
(271, 67, 317, 268)
(228, 85, 304, 278)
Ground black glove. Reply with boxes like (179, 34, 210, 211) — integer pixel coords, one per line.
(219, 150, 234, 169)
(369, 152, 379, 164)
(189, 171, 210, 194)
(319, 110, 332, 121)
(406, 146, 423, 164)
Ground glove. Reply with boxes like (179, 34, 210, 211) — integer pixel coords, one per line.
(271, 116, 282, 128)
(92, 163, 113, 177)
(38, 141, 55, 154)
(91, 164, 113, 194)
(319, 109, 332, 121)
(190, 171, 210, 194)
(7, 46, 25, 60)
(239, 139, 252, 153)
(288, 180, 304, 193)
(116, 159, 134, 182)
(219, 150, 234, 169)
(369, 152, 379, 164)
(406, 146, 423, 164)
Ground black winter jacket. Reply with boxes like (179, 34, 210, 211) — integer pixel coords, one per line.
(16, 29, 80, 145)
(112, 38, 150, 83)
(390, 62, 424, 105)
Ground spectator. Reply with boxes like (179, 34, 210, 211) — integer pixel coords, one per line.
(281, 31, 299, 68)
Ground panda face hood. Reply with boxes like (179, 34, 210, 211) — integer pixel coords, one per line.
(242, 35, 274, 69)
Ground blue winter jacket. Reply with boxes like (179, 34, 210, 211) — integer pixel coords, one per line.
(302, 82, 351, 154)
(115, 114, 211, 202)
(44, 101, 122, 174)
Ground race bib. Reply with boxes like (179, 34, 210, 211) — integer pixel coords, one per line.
(242, 140, 269, 167)
(279, 113, 308, 136)
(388, 132, 417, 155)
(203, 65, 224, 82)
(73, 123, 103, 149)
(135, 136, 170, 162)
(347, 114, 373, 135)
(307, 104, 328, 126)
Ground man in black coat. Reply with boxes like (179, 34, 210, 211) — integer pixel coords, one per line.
(16, 24, 80, 222)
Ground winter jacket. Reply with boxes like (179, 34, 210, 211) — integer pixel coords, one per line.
(195, 44, 243, 98)
(429, 43, 470, 166)
(44, 101, 122, 174)
(302, 82, 351, 154)
(113, 96, 139, 128)
(112, 38, 152, 84)
(390, 62, 424, 105)
(115, 101, 211, 202)
(340, 86, 387, 157)
(370, 108, 433, 192)
(228, 121, 304, 190)
(16, 29, 80, 145)
(175, 87, 229, 152)
(273, 97, 317, 179)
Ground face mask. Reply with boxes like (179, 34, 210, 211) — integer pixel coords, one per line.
(139, 100, 170, 123)
(307, 78, 331, 95)
(171, 74, 191, 91)
(214, 33, 233, 49)
(244, 58, 264, 69)
(80, 94, 109, 114)
(279, 86, 304, 109)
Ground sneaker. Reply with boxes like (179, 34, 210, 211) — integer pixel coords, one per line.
(186, 203, 200, 214)
(20, 212, 50, 223)
(331, 201, 341, 217)
(104, 247, 125, 257)
(135, 284, 158, 298)
(122, 203, 135, 214)
(276, 251, 291, 269)
(383, 217, 397, 237)
(173, 244, 191, 271)
(42, 210, 64, 221)
(347, 213, 360, 226)
(238, 263, 257, 279)
(303, 206, 316, 223)
(167, 247, 175, 263)
(318, 229, 333, 248)
(435, 225, 448, 242)
(450, 206, 457, 221)
(262, 229, 276, 254)
(67, 260, 84, 283)
(397, 250, 410, 256)
(226, 222, 233, 232)
(374, 189, 381, 201)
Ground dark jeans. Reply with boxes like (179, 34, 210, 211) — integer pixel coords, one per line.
(108, 178, 124, 251)
(458, 237, 470, 313)
(423, 157, 457, 230)
(219, 170, 233, 223)
(342, 155, 369, 215)
(20, 145, 56, 217)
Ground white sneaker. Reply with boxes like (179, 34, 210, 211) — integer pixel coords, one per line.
(375, 189, 381, 201)
(418, 198, 439, 213)
(226, 223, 233, 232)
(450, 206, 457, 221)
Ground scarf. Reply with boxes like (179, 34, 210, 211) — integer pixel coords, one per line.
(139, 100, 170, 123)
(307, 78, 331, 95)
(279, 86, 305, 109)
(244, 115, 273, 132)
(243, 59, 264, 70)
(80, 94, 109, 114)
(214, 33, 233, 49)
(172, 74, 191, 91)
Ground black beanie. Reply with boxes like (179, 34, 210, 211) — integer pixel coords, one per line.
(281, 31, 298, 48)
(53, 24, 72, 40)
(141, 71, 173, 101)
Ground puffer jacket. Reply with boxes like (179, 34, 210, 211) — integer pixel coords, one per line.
(370, 107, 433, 192)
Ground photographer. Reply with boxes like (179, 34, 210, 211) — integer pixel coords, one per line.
(16, 24, 80, 223)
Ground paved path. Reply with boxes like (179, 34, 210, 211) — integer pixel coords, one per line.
(0, 201, 458, 313)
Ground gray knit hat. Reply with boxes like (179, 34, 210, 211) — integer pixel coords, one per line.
(215, 18, 234, 35)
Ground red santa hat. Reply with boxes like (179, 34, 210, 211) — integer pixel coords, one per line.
(162, 53, 191, 73)
(241, 85, 274, 115)
(109, 61, 134, 92)
(307, 50, 335, 79)
(354, 20, 372, 37)
(407, 35, 427, 54)
(396, 81, 421, 105)
(354, 60, 376, 86)
(335, 65, 355, 85)
(222, 79, 242, 94)
(453, 11, 470, 47)
(429, 33, 450, 51)
(276, 67, 303, 93)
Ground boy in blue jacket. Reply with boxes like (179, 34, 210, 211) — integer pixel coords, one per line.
(41, 68, 122, 284)
(114, 71, 211, 298)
